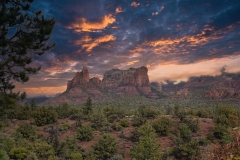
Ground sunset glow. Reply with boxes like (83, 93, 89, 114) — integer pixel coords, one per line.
(14, 0, 240, 96)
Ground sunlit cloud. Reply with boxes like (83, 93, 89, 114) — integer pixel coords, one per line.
(116, 6, 124, 13)
(79, 34, 116, 52)
(131, 2, 140, 7)
(67, 14, 116, 32)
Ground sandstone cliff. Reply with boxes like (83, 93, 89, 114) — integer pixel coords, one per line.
(102, 66, 152, 96)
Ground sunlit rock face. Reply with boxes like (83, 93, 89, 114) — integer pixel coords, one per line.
(102, 66, 152, 96)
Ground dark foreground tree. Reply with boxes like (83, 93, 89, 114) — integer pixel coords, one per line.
(0, 0, 55, 111)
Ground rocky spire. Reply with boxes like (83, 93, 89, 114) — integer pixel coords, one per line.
(67, 66, 89, 90)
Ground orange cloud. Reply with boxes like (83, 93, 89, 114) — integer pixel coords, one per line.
(116, 6, 124, 13)
(130, 24, 236, 57)
(67, 14, 116, 32)
(80, 34, 116, 52)
(131, 2, 140, 7)
(127, 60, 139, 65)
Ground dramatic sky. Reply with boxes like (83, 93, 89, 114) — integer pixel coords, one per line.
(15, 0, 240, 97)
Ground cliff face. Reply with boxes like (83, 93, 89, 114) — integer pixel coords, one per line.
(102, 66, 152, 96)
(46, 66, 160, 105)
(67, 66, 89, 90)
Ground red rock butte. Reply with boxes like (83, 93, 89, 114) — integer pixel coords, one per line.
(47, 66, 161, 105)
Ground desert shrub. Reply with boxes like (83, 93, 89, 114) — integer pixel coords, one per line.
(55, 103, 71, 118)
(212, 124, 229, 139)
(70, 152, 83, 160)
(90, 112, 108, 129)
(9, 147, 29, 160)
(183, 117, 199, 132)
(0, 136, 15, 153)
(0, 150, 9, 160)
(152, 117, 172, 136)
(132, 117, 145, 127)
(197, 108, 209, 118)
(173, 139, 200, 159)
(207, 132, 240, 159)
(7, 105, 32, 120)
(138, 106, 158, 119)
(215, 106, 239, 127)
(130, 121, 161, 160)
(33, 107, 57, 126)
(178, 124, 191, 140)
(26, 152, 38, 160)
(31, 141, 55, 158)
(119, 120, 130, 127)
(76, 124, 94, 141)
(61, 138, 86, 159)
(107, 114, 118, 123)
(114, 124, 123, 131)
(130, 128, 141, 142)
(16, 122, 37, 139)
(92, 133, 118, 159)
(174, 105, 187, 121)
(60, 123, 70, 131)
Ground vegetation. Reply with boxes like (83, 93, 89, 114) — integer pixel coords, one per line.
(0, 96, 239, 159)
(76, 124, 94, 141)
(0, 0, 55, 115)
(130, 121, 161, 160)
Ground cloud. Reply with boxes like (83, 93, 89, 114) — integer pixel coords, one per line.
(79, 34, 116, 52)
(131, 2, 140, 7)
(67, 14, 116, 32)
(116, 6, 124, 13)
(160, 6, 164, 11)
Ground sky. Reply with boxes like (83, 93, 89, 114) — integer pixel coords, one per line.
(14, 0, 240, 97)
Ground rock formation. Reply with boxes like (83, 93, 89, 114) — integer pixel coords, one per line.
(102, 66, 152, 96)
(67, 66, 89, 90)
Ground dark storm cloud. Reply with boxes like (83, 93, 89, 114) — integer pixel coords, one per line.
(22, 0, 240, 91)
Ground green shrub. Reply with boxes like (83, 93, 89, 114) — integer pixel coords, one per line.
(130, 121, 161, 160)
(11, 105, 32, 120)
(173, 140, 200, 159)
(0, 150, 9, 160)
(55, 103, 77, 119)
(16, 122, 37, 139)
(26, 152, 38, 160)
(9, 147, 29, 160)
(93, 133, 118, 159)
(76, 124, 94, 141)
(60, 123, 70, 131)
(119, 120, 130, 127)
(115, 124, 123, 131)
(183, 117, 199, 132)
(215, 106, 239, 127)
(132, 118, 144, 127)
(33, 107, 57, 126)
(70, 152, 83, 160)
(90, 113, 108, 129)
(107, 114, 118, 123)
(152, 117, 172, 136)
(197, 108, 209, 118)
(0, 136, 15, 153)
(31, 141, 55, 158)
(212, 125, 229, 139)
(178, 124, 191, 140)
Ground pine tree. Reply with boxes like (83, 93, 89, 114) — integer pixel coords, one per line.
(130, 121, 161, 160)
(0, 0, 55, 111)
(83, 97, 92, 115)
